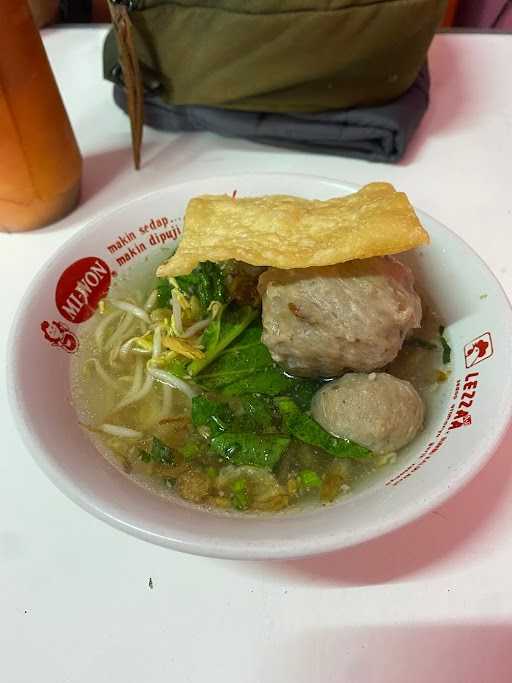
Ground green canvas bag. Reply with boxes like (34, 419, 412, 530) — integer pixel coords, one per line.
(104, 0, 446, 114)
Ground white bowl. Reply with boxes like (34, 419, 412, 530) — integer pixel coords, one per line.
(8, 173, 512, 559)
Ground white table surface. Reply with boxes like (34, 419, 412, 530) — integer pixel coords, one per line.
(2, 28, 512, 683)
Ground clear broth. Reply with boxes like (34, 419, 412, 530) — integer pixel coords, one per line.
(71, 283, 448, 514)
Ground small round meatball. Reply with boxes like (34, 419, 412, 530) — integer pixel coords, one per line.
(311, 372, 424, 454)
(259, 256, 421, 378)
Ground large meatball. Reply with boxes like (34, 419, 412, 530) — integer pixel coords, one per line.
(258, 256, 421, 378)
(311, 372, 424, 454)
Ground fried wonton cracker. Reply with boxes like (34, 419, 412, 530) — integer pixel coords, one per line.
(157, 182, 429, 277)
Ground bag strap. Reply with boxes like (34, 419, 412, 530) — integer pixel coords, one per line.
(108, 1, 143, 169)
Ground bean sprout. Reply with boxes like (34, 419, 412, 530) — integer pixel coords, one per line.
(94, 310, 122, 347)
(110, 299, 151, 324)
(83, 359, 118, 390)
(112, 356, 143, 399)
(171, 289, 183, 335)
(181, 318, 210, 338)
(130, 357, 144, 396)
(104, 313, 135, 352)
(99, 424, 143, 439)
(152, 325, 162, 358)
(144, 289, 158, 311)
(148, 366, 199, 399)
(161, 384, 174, 418)
(109, 318, 146, 362)
(113, 372, 154, 412)
(120, 336, 140, 357)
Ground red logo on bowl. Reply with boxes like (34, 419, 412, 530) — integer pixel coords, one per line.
(41, 320, 79, 353)
(55, 257, 111, 323)
(464, 332, 493, 368)
(448, 372, 479, 431)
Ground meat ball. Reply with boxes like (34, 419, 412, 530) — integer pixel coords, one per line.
(258, 256, 421, 378)
(311, 372, 424, 454)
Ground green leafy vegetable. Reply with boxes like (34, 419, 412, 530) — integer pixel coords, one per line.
(192, 393, 276, 437)
(230, 479, 250, 510)
(439, 326, 451, 364)
(224, 372, 320, 408)
(157, 355, 189, 378)
(188, 305, 259, 376)
(298, 469, 322, 488)
(155, 277, 172, 308)
(191, 395, 234, 436)
(289, 378, 323, 410)
(139, 436, 174, 464)
(275, 398, 371, 460)
(222, 366, 295, 397)
(210, 433, 291, 469)
(197, 323, 321, 407)
(175, 261, 227, 312)
(200, 309, 224, 355)
(198, 326, 273, 389)
(236, 395, 274, 431)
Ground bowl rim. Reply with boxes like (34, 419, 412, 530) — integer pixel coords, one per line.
(7, 171, 512, 560)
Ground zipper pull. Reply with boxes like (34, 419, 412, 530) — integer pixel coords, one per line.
(111, 62, 162, 95)
(108, 1, 143, 170)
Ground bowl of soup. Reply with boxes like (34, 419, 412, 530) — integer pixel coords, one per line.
(8, 174, 512, 559)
